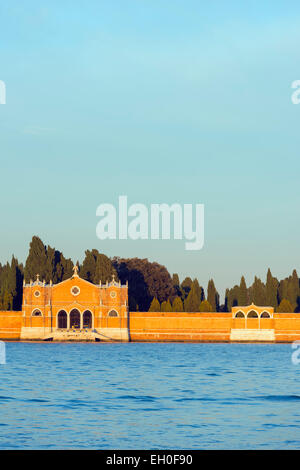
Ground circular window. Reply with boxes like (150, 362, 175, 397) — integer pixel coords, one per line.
(71, 286, 80, 296)
(34, 290, 40, 298)
(110, 291, 116, 298)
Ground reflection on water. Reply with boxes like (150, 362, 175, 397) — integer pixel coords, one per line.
(0, 342, 299, 449)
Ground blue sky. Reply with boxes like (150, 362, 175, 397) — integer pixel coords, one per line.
(0, 1, 300, 298)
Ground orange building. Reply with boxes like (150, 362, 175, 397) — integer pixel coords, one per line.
(0, 270, 300, 342)
(19, 266, 129, 341)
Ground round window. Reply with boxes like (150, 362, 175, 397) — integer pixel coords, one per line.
(110, 291, 116, 298)
(71, 286, 80, 296)
(34, 290, 40, 297)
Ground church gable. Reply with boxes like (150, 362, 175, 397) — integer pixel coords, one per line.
(52, 275, 100, 305)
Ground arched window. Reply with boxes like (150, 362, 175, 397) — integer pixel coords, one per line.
(108, 310, 119, 317)
(83, 310, 92, 329)
(261, 311, 271, 318)
(247, 310, 258, 318)
(70, 309, 81, 329)
(57, 310, 67, 329)
(235, 311, 245, 318)
(32, 309, 42, 317)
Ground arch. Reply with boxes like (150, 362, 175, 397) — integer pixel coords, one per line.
(106, 309, 120, 328)
(261, 311, 271, 318)
(32, 309, 42, 317)
(83, 310, 93, 329)
(108, 310, 119, 317)
(57, 310, 67, 329)
(70, 309, 81, 329)
(247, 310, 259, 318)
(235, 311, 245, 318)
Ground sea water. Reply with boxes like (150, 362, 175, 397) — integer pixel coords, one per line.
(0, 342, 299, 449)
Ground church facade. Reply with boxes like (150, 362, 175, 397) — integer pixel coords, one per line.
(20, 266, 129, 341)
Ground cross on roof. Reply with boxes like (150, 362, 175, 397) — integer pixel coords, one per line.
(73, 264, 79, 276)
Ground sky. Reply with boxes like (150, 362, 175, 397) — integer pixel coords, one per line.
(0, 1, 300, 299)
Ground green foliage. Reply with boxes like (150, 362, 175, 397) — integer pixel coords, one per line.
(1, 235, 300, 315)
(207, 279, 219, 311)
(238, 276, 248, 306)
(0, 256, 23, 311)
(250, 276, 266, 306)
(184, 283, 200, 312)
(181, 277, 193, 299)
(113, 257, 174, 311)
(160, 300, 172, 312)
(80, 249, 117, 284)
(24, 236, 73, 284)
(172, 274, 179, 288)
(266, 268, 278, 309)
(149, 297, 161, 312)
(199, 300, 213, 312)
(277, 298, 294, 313)
(172, 296, 184, 312)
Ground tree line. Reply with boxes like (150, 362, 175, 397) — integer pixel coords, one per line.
(0, 236, 299, 313)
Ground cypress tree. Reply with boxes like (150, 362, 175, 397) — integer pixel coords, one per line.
(184, 284, 200, 312)
(277, 298, 293, 313)
(207, 279, 219, 312)
(81, 249, 117, 284)
(24, 236, 73, 284)
(172, 273, 181, 298)
(266, 268, 278, 309)
(181, 277, 193, 299)
(199, 300, 213, 312)
(24, 236, 48, 282)
(287, 269, 300, 311)
(238, 276, 248, 306)
(193, 279, 205, 304)
(250, 276, 266, 306)
(172, 296, 184, 312)
(148, 297, 160, 312)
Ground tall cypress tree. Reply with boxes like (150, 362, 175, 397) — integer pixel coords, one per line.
(277, 298, 293, 313)
(238, 276, 248, 306)
(80, 249, 117, 284)
(24, 236, 48, 282)
(207, 279, 219, 312)
(149, 297, 161, 312)
(266, 268, 278, 309)
(199, 300, 213, 312)
(250, 276, 266, 305)
(287, 269, 300, 311)
(172, 296, 184, 312)
(181, 277, 193, 299)
(184, 283, 200, 312)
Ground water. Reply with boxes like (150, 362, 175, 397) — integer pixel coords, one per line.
(0, 342, 299, 449)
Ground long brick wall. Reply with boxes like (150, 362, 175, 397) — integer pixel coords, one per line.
(0, 311, 23, 340)
(274, 314, 300, 342)
(129, 312, 232, 342)
(1, 310, 300, 342)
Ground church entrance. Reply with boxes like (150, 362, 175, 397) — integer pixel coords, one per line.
(83, 310, 92, 329)
(70, 309, 81, 329)
(58, 310, 68, 329)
